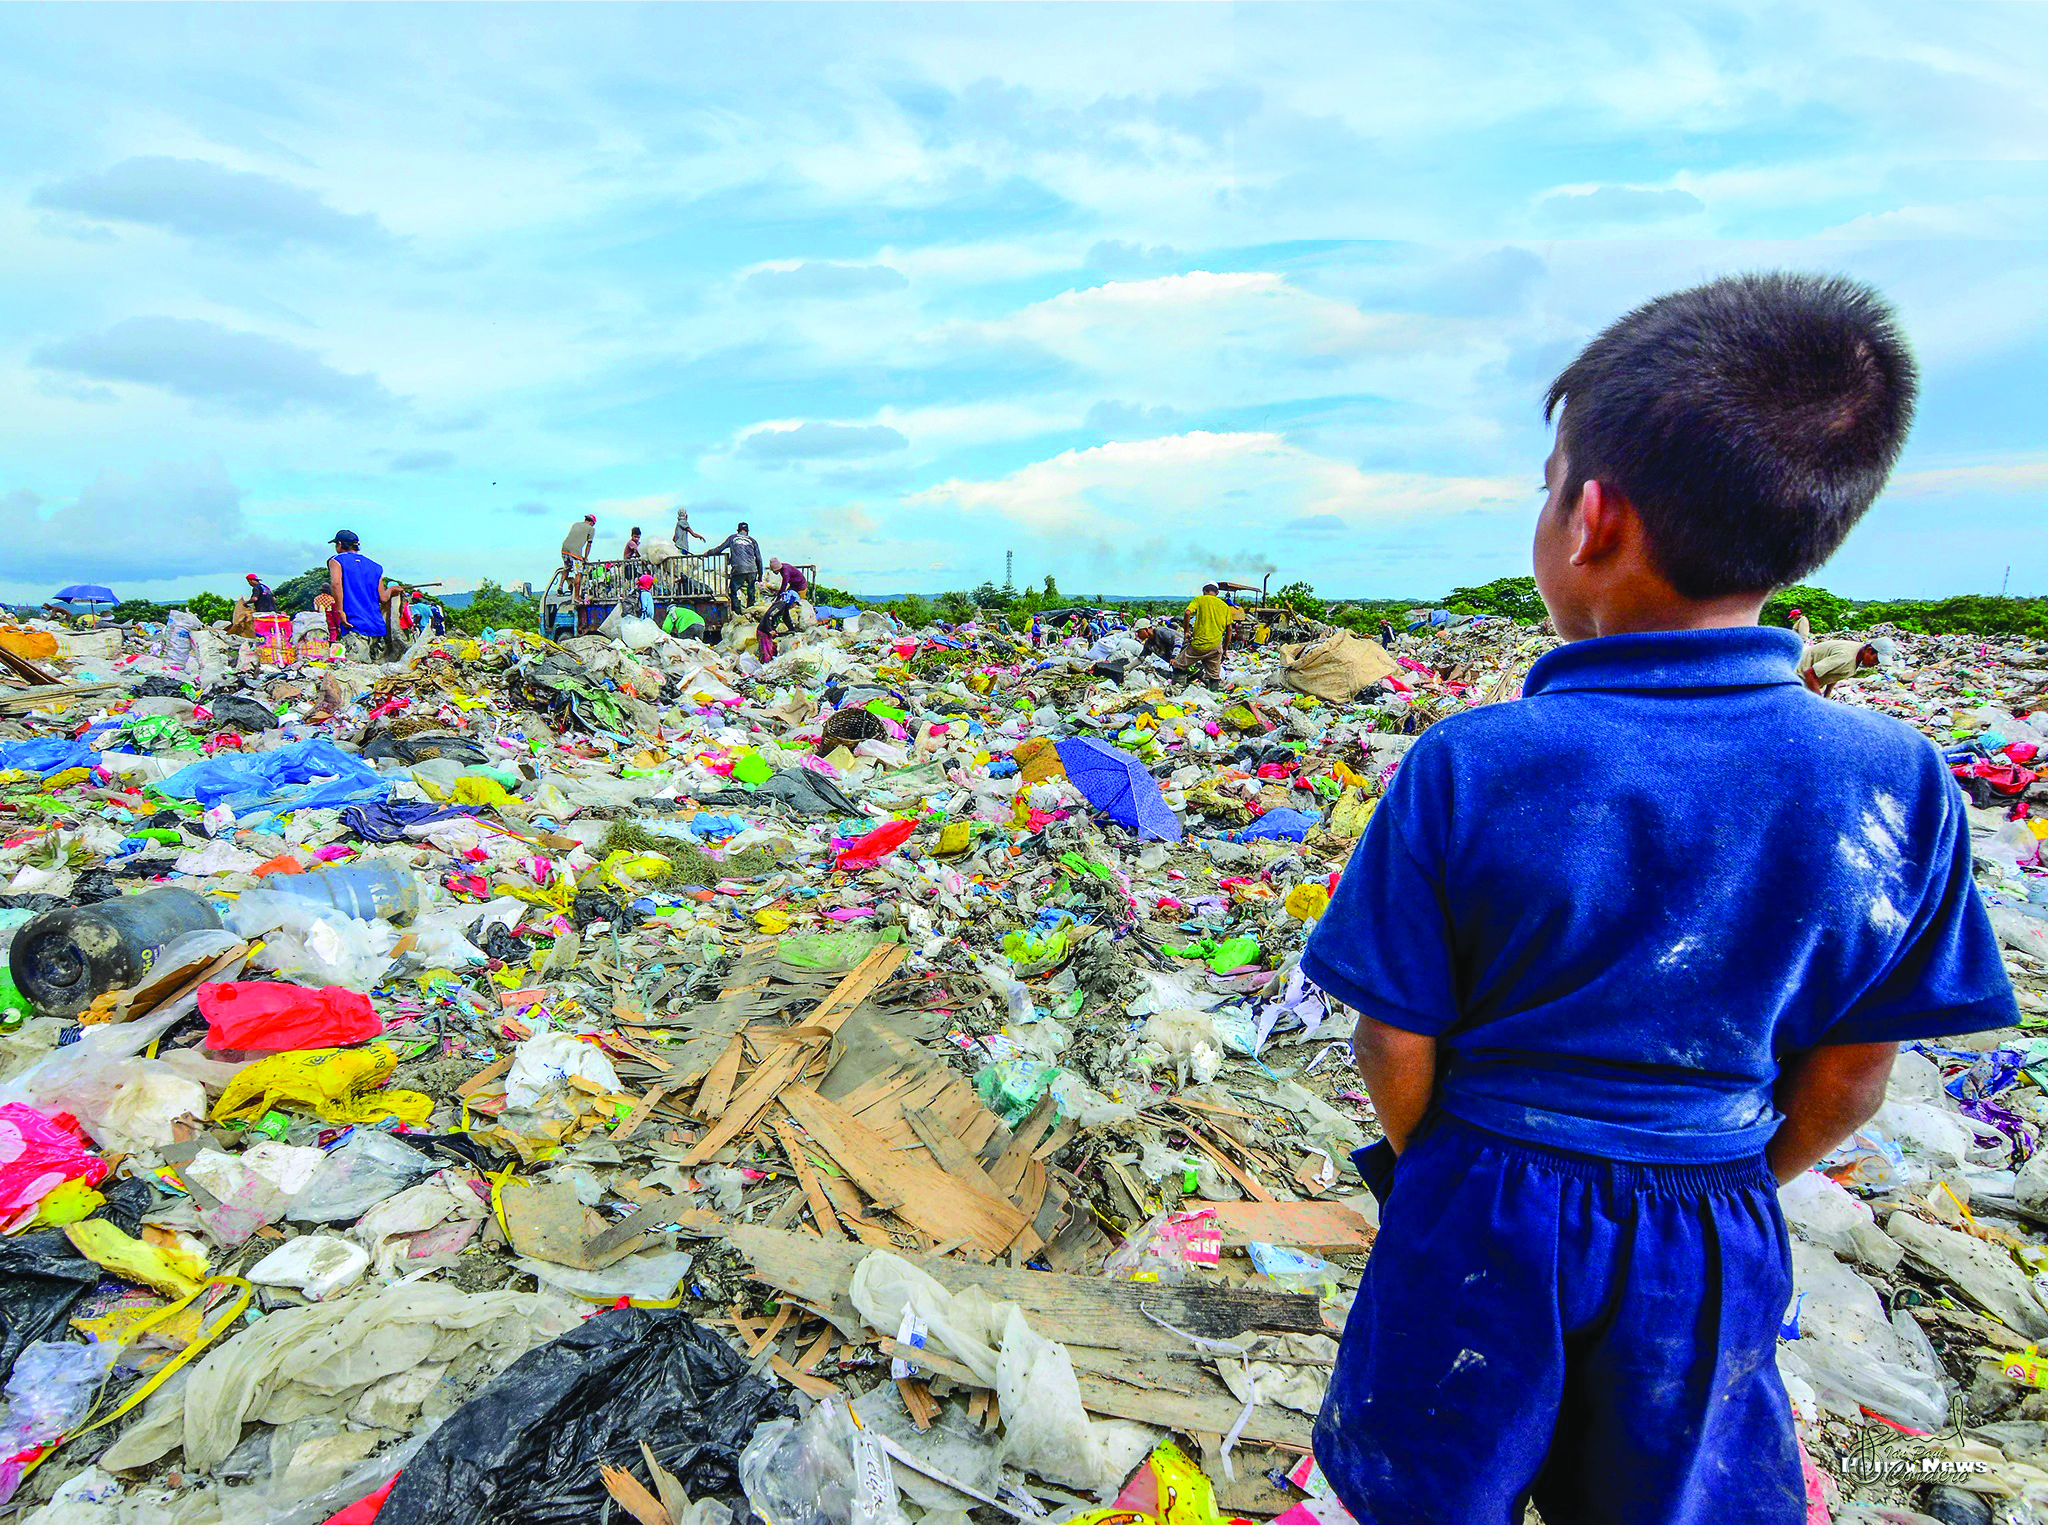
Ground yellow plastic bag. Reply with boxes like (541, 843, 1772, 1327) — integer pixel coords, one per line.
(66, 1220, 208, 1299)
(1284, 882, 1331, 921)
(1328, 788, 1378, 840)
(33, 1177, 104, 1228)
(212, 1042, 432, 1129)
(933, 821, 973, 857)
(419, 774, 517, 809)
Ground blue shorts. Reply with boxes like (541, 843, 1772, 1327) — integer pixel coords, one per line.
(1314, 1114, 1802, 1525)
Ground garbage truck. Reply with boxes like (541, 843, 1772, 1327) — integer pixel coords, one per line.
(538, 553, 818, 641)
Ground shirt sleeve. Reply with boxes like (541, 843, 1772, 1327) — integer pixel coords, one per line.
(1823, 784, 2020, 1046)
(1300, 740, 1462, 1037)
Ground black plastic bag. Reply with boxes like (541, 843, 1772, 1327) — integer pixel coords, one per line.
(0, 893, 63, 914)
(129, 675, 192, 699)
(206, 695, 280, 732)
(361, 732, 490, 765)
(569, 888, 625, 929)
(379, 1307, 792, 1525)
(466, 919, 529, 965)
(70, 868, 122, 905)
(0, 1179, 150, 1381)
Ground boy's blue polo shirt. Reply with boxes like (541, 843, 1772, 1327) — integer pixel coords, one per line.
(1303, 625, 2017, 1164)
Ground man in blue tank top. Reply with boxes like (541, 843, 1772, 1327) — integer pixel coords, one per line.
(326, 529, 396, 663)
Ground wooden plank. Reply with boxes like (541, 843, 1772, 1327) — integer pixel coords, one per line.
(682, 943, 905, 1166)
(817, 1173, 896, 1247)
(727, 1225, 1325, 1354)
(780, 1085, 1029, 1257)
(987, 1095, 1055, 1195)
(1184, 1126, 1277, 1204)
(695, 1035, 745, 1120)
(769, 1356, 839, 1400)
(774, 1119, 848, 1242)
(902, 1106, 1008, 1199)
(455, 1054, 514, 1098)
(745, 1303, 794, 1358)
(580, 1195, 725, 1262)
(612, 1082, 673, 1144)
(1209, 1199, 1376, 1256)
(896, 1376, 937, 1431)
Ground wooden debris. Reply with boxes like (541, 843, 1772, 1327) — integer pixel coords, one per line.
(1208, 1198, 1376, 1255)
(780, 1084, 1030, 1257)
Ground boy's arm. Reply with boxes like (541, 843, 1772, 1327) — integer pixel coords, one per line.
(1353, 1014, 1438, 1154)
(1766, 1042, 1895, 1185)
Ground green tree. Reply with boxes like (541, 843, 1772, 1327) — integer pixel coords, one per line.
(892, 594, 935, 627)
(272, 565, 333, 615)
(1042, 574, 1059, 602)
(444, 579, 538, 635)
(1272, 580, 1327, 620)
(184, 591, 233, 623)
(1444, 576, 1547, 623)
(109, 600, 170, 623)
(972, 581, 1014, 611)
(935, 590, 976, 623)
(1761, 584, 1856, 633)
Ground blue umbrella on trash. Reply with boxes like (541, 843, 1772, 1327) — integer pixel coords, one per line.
(1053, 737, 1183, 842)
(53, 584, 118, 612)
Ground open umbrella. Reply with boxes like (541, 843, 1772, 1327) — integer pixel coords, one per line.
(1054, 737, 1183, 842)
(53, 585, 117, 610)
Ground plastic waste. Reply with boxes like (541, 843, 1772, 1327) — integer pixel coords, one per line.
(227, 893, 400, 989)
(1779, 1238, 1949, 1432)
(7, 888, 223, 1018)
(248, 1235, 372, 1301)
(375, 1307, 793, 1525)
(0, 1179, 149, 1383)
(740, 1397, 906, 1525)
(288, 1131, 436, 1223)
(1104, 1208, 1223, 1285)
(269, 864, 423, 925)
(504, 1031, 623, 1113)
(836, 819, 916, 871)
(0, 1337, 118, 1501)
(214, 1044, 432, 1130)
(200, 982, 380, 1052)
(0, 1105, 108, 1220)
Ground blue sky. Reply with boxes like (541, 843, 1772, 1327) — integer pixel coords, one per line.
(1, 3, 2045, 603)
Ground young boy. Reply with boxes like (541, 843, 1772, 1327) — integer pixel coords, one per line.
(1303, 273, 2017, 1524)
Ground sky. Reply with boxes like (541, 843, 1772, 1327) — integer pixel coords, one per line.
(1, 2, 2045, 604)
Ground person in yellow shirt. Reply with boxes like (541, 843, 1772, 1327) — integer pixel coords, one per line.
(1182, 583, 1241, 685)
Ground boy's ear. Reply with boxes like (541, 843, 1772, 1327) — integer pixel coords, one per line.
(1569, 478, 1632, 567)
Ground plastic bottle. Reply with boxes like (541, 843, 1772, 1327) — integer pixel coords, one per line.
(7, 888, 223, 1018)
(269, 864, 421, 924)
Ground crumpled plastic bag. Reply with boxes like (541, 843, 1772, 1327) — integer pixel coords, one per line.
(377, 1306, 793, 1525)
(213, 1044, 432, 1130)
(849, 1251, 1112, 1491)
(0, 1105, 108, 1219)
(200, 982, 380, 1052)
(24, 1059, 207, 1158)
(287, 1130, 436, 1223)
(504, 1032, 622, 1114)
(98, 1280, 572, 1473)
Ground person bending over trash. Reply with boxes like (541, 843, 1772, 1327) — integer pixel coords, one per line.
(766, 559, 807, 634)
(1799, 634, 1893, 696)
(1301, 272, 2016, 1525)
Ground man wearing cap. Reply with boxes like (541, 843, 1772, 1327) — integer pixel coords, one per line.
(245, 575, 278, 613)
(1798, 637, 1891, 697)
(672, 503, 707, 550)
(325, 531, 396, 663)
(1789, 606, 1813, 641)
(634, 573, 658, 622)
(706, 521, 764, 611)
(561, 514, 597, 579)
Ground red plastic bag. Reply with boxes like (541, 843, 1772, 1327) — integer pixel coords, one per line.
(834, 818, 915, 870)
(201, 982, 381, 1051)
(0, 1104, 108, 1216)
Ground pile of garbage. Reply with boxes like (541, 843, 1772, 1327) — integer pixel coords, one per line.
(0, 599, 2046, 1524)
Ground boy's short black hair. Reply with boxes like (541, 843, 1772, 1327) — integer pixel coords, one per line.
(1544, 271, 1918, 598)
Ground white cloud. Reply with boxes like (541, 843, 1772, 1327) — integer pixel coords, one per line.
(1890, 459, 2048, 497)
(909, 429, 1525, 541)
(0, 459, 320, 591)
